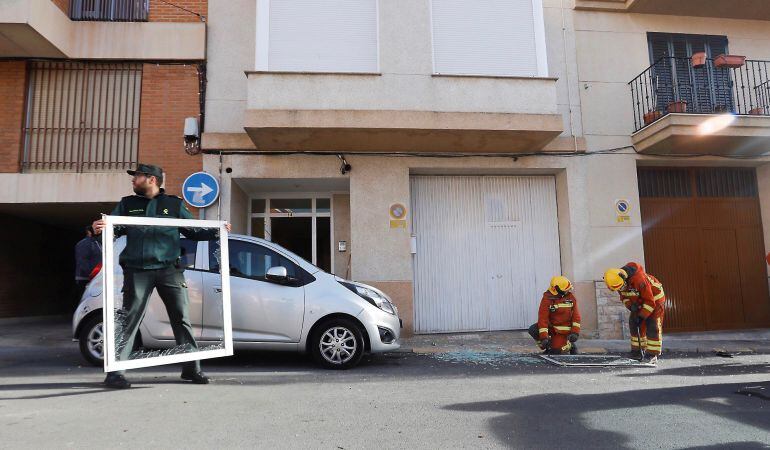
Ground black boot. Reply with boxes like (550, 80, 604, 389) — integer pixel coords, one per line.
(104, 373, 131, 389)
(569, 344, 578, 355)
(181, 369, 210, 384)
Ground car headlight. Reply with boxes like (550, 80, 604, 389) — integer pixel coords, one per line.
(339, 281, 396, 315)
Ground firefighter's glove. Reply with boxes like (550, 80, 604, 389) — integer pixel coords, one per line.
(568, 333, 579, 343)
(634, 315, 645, 328)
(540, 338, 551, 350)
(629, 303, 639, 313)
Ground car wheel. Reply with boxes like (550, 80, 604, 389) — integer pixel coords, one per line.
(79, 315, 104, 367)
(310, 318, 365, 370)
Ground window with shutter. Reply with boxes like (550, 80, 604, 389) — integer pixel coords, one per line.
(255, 0, 379, 73)
(647, 33, 732, 114)
(430, 0, 548, 77)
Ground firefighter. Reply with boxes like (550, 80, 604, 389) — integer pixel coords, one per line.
(528, 276, 581, 355)
(604, 262, 665, 364)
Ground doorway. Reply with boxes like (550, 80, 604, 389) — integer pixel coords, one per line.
(249, 196, 333, 272)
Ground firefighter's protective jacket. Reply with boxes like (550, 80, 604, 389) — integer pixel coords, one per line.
(537, 291, 581, 340)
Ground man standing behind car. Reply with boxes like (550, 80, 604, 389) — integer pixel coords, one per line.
(92, 163, 231, 389)
(73, 225, 101, 312)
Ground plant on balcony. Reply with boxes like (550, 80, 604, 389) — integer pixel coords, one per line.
(667, 101, 688, 113)
(749, 107, 766, 115)
(714, 54, 746, 69)
(691, 52, 707, 68)
(643, 110, 664, 125)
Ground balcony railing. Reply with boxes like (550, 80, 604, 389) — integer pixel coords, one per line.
(629, 56, 770, 132)
(69, 0, 149, 22)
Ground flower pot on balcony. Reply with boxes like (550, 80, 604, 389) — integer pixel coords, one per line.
(691, 52, 707, 68)
(643, 110, 663, 125)
(714, 54, 746, 69)
(749, 107, 766, 115)
(667, 101, 688, 113)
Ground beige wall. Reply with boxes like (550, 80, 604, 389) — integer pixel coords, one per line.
(333, 194, 351, 279)
(758, 163, 770, 280)
(207, 0, 582, 145)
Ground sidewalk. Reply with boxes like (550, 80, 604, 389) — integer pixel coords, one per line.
(399, 329, 770, 355)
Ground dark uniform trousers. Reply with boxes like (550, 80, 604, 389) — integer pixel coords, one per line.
(114, 266, 199, 374)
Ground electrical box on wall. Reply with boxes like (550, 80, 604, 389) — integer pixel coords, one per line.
(338, 241, 347, 252)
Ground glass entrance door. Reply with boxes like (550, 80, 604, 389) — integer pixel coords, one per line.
(249, 197, 333, 272)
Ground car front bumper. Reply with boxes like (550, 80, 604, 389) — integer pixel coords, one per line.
(357, 307, 401, 353)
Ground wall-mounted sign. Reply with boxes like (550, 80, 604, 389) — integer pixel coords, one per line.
(390, 203, 407, 220)
(338, 241, 347, 252)
(615, 199, 631, 223)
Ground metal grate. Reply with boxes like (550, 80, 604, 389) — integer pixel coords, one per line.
(696, 168, 758, 198)
(69, 0, 149, 22)
(638, 168, 692, 198)
(22, 61, 142, 173)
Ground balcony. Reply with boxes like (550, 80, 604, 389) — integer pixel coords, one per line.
(575, 0, 770, 21)
(0, 0, 204, 59)
(629, 56, 770, 156)
(235, 73, 564, 154)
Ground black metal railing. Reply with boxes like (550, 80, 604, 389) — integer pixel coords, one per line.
(629, 56, 770, 132)
(69, 0, 149, 21)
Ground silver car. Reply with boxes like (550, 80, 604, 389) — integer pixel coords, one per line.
(72, 234, 401, 369)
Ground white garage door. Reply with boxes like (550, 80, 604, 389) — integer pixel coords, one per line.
(411, 176, 561, 333)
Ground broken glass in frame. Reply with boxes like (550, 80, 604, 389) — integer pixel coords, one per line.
(102, 215, 233, 372)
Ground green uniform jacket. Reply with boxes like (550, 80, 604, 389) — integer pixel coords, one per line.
(112, 189, 217, 270)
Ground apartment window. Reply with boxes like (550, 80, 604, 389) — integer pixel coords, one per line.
(69, 0, 150, 22)
(255, 0, 379, 73)
(431, 0, 548, 77)
(23, 61, 142, 172)
(647, 33, 732, 114)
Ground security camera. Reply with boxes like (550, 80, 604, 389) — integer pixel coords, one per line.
(337, 154, 351, 175)
(184, 117, 200, 155)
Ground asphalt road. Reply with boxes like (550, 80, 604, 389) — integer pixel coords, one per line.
(1, 322, 769, 449)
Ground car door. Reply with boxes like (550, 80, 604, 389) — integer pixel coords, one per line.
(201, 238, 305, 342)
(139, 238, 204, 340)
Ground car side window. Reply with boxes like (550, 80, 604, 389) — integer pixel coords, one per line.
(179, 238, 197, 269)
(209, 240, 300, 281)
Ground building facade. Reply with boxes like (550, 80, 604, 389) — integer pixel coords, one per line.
(0, 0, 208, 317)
(2, 0, 769, 338)
(202, 0, 770, 337)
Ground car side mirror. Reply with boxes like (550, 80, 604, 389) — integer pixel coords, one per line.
(265, 266, 289, 284)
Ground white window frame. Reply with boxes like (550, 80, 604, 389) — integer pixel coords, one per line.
(255, 0, 381, 73)
(102, 215, 233, 372)
(429, 0, 549, 78)
(248, 193, 335, 273)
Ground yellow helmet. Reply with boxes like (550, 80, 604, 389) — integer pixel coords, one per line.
(549, 276, 573, 297)
(604, 268, 628, 291)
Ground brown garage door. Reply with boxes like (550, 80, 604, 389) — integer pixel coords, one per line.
(638, 167, 770, 332)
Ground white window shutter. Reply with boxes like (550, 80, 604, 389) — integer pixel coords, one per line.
(264, 0, 379, 73)
(431, 0, 545, 77)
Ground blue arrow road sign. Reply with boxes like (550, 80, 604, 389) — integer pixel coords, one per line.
(182, 172, 219, 208)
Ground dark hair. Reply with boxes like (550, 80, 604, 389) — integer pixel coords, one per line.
(86, 225, 94, 234)
(151, 174, 164, 186)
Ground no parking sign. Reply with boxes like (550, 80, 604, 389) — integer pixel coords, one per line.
(615, 199, 631, 223)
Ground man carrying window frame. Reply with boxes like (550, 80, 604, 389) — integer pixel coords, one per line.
(93, 163, 231, 389)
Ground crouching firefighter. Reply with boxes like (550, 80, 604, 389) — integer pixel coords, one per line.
(528, 276, 581, 355)
(604, 262, 665, 364)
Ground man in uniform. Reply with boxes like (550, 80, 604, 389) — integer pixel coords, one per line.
(604, 262, 665, 363)
(528, 276, 581, 355)
(93, 164, 231, 389)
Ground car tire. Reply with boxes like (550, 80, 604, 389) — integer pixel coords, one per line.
(310, 318, 365, 370)
(79, 314, 104, 367)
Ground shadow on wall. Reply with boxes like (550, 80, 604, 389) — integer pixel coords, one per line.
(0, 214, 81, 318)
(444, 382, 770, 448)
